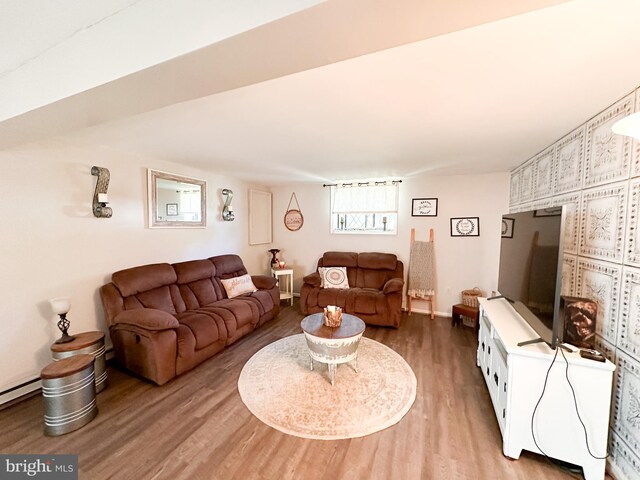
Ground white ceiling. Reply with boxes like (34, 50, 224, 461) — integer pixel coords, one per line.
(2, 0, 640, 185)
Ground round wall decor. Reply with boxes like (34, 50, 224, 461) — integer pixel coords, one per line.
(284, 193, 304, 231)
(284, 209, 304, 231)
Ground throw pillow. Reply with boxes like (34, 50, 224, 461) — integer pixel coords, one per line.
(318, 266, 350, 289)
(221, 274, 258, 298)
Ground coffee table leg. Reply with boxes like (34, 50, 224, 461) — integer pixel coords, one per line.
(354, 353, 358, 373)
(309, 356, 313, 371)
(329, 363, 335, 386)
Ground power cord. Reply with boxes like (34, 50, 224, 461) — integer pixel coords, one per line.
(559, 347, 609, 460)
(530, 346, 559, 458)
(530, 346, 609, 465)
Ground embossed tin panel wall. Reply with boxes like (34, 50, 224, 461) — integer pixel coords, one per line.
(554, 126, 585, 195)
(561, 255, 577, 296)
(508, 86, 640, 479)
(576, 258, 621, 344)
(626, 178, 640, 266)
(620, 267, 640, 357)
(584, 94, 633, 188)
(519, 160, 534, 204)
(533, 147, 555, 199)
(579, 182, 627, 263)
(554, 192, 581, 254)
(612, 352, 640, 454)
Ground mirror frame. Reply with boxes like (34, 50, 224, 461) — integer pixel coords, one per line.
(147, 169, 207, 228)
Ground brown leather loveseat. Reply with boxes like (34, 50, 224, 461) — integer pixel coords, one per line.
(300, 252, 404, 328)
(100, 254, 279, 385)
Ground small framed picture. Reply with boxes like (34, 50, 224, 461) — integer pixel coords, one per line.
(534, 207, 562, 217)
(166, 203, 178, 216)
(412, 198, 438, 217)
(501, 217, 515, 238)
(450, 217, 480, 237)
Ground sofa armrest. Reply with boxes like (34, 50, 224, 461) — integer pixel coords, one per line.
(251, 275, 277, 290)
(303, 272, 321, 288)
(382, 278, 404, 295)
(112, 309, 179, 331)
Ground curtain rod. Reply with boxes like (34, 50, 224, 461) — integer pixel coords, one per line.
(322, 180, 402, 187)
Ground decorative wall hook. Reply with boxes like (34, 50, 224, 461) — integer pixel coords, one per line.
(222, 188, 234, 221)
(91, 166, 113, 218)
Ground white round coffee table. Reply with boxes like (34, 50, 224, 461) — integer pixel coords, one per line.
(300, 313, 366, 386)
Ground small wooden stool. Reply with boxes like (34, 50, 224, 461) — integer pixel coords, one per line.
(51, 331, 107, 393)
(41, 354, 98, 436)
(452, 303, 480, 334)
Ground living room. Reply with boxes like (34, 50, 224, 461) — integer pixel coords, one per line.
(2, 1, 640, 479)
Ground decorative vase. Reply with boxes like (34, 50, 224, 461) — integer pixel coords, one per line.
(268, 249, 280, 269)
(323, 306, 343, 327)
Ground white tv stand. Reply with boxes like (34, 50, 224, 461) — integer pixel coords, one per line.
(477, 298, 615, 480)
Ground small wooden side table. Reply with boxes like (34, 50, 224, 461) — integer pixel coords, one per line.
(41, 354, 98, 436)
(51, 331, 107, 393)
(271, 268, 294, 306)
(451, 303, 480, 335)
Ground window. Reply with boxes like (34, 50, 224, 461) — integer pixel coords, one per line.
(330, 181, 399, 234)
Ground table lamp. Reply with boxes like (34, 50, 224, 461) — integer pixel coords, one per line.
(48, 297, 75, 344)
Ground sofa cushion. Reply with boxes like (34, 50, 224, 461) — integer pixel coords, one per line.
(352, 288, 380, 315)
(319, 267, 350, 289)
(221, 274, 257, 298)
(173, 259, 215, 284)
(317, 288, 350, 308)
(176, 311, 224, 350)
(113, 308, 179, 330)
(358, 268, 392, 290)
(358, 252, 397, 270)
(322, 251, 358, 268)
(210, 254, 247, 276)
(125, 285, 179, 315)
(112, 263, 177, 297)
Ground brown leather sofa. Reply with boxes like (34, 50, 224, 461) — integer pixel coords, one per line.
(300, 252, 404, 328)
(100, 254, 280, 385)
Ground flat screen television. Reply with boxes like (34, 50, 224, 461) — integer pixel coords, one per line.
(494, 206, 566, 349)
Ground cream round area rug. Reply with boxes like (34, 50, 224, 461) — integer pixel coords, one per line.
(238, 334, 417, 440)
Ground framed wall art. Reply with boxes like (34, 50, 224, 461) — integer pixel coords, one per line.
(412, 198, 438, 217)
(501, 217, 514, 238)
(166, 203, 178, 216)
(450, 217, 480, 237)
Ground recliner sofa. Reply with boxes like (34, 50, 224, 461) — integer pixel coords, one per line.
(300, 251, 404, 328)
(100, 254, 279, 385)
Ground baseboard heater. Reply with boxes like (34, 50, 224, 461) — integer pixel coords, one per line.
(0, 348, 114, 408)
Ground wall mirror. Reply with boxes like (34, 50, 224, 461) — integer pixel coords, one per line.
(147, 169, 207, 228)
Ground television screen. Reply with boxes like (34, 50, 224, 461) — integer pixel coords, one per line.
(497, 207, 565, 348)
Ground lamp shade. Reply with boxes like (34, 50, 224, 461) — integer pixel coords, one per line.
(49, 297, 71, 315)
(611, 112, 640, 140)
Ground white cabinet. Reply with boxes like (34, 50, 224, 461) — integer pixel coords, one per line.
(478, 298, 615, 480)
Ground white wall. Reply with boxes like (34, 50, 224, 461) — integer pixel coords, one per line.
(0, 138, 271, 398)
(271, 172, 510, 314)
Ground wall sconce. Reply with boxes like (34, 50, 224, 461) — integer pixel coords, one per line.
(612, 112, 640, 140)
(91, 166, 113, 218)
(48, 297, 75, 344)
(222, 188, 235, 221)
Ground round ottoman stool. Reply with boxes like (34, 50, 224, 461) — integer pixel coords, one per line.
(40, 354, 98, 436)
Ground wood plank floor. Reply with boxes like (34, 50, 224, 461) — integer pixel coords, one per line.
(0, 302, 602, 479)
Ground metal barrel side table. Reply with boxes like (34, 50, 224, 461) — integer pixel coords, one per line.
(40, 354, 98, 436)
(51, 331, 107, 393)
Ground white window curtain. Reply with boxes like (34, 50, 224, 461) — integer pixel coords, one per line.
(331, 182, 398, 214)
